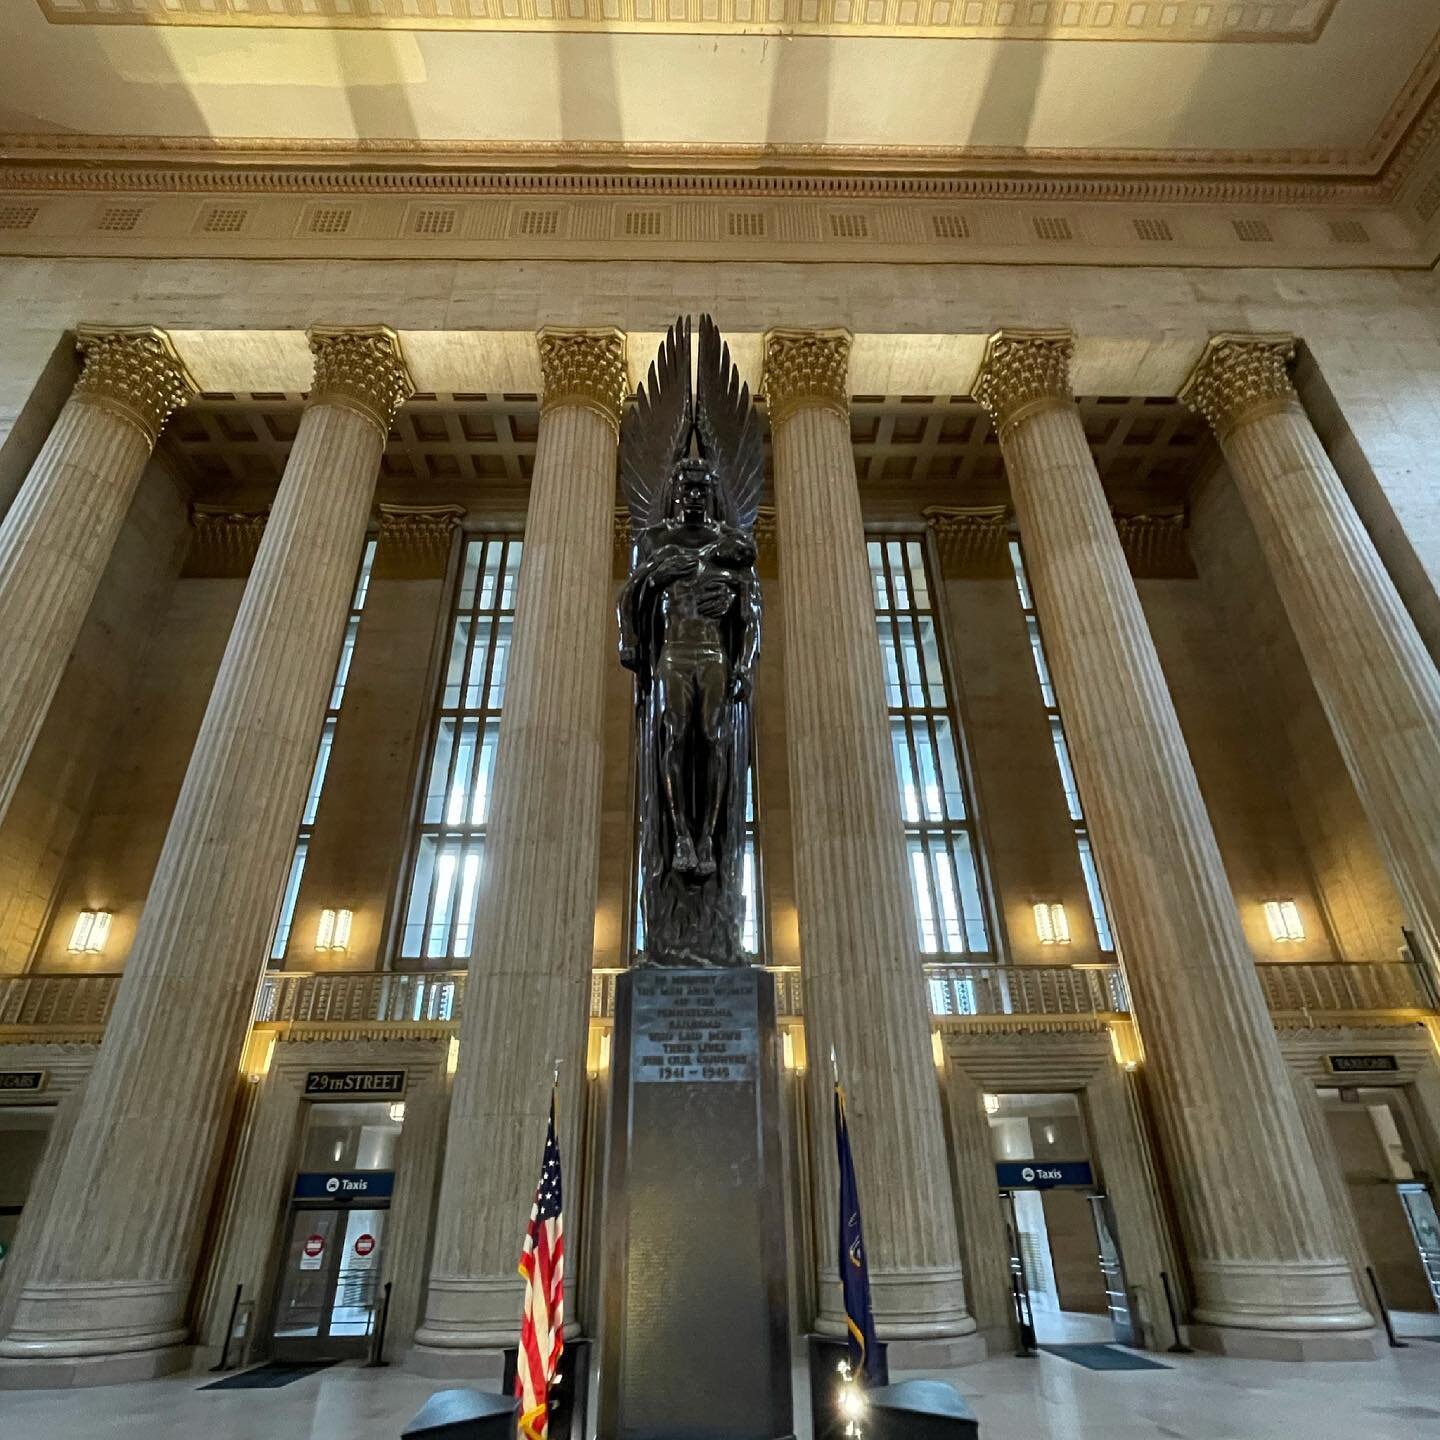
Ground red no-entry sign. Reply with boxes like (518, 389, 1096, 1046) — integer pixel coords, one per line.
(303, 1234, 325, 1258)
(354, 1233, 376, 1257)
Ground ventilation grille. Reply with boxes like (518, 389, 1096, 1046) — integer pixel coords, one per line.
(622, 210, 662, 237)
(1232, 218, 1273, 243)
(412, 208, 457, 236)
(727, 211, 766, 238)
(932, 213, 970, 240)
(829, 212, 869, 239)
(1133, 218, 1173, 242)
(201, 207, 249, 235)
(1033, 216, 1072, 242)
(1414, 175, 1440, 223)
(96, 207, 143, 233)
(1327, 219, 1368, 245)
(0, 205, 38, 231)
(308, 208, 353, 235)
(517, 209, 560, 237)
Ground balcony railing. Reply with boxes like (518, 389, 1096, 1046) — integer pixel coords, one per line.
(1, 958, 1433, 1041)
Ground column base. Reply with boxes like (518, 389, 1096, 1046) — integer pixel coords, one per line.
(884, 1333, 988, 1370)
(405, 1343, 508, 1383)
(1188, 1324, 1379, 1363)
(0, 1344, 191, 1390)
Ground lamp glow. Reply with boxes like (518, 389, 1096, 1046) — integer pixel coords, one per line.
(983, 1092, 1000, 1116)
(1033, 901, 1070, 946)
(315, 907, 353, 952)
(388, 1101, 407, 1124)
(67, 910, 112, 954)
(1263, 899, 1304, 943)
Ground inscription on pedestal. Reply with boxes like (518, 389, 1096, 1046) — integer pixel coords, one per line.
(632, 971, 757, 1085)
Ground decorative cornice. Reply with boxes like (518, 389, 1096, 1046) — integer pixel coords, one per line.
(1179, 333, 1299, 440)
(761, 328, 851, 427)
(376, 502, 466, 542)
(185, 503, 269, 578)
(1112, 508, 1196, 580)
(34, 0, 1336, 44)
(72, 325, 198, 447)
(537, 326, 628, 435)
(306, 325, 415, 435)
(972, 329, 1075, 441)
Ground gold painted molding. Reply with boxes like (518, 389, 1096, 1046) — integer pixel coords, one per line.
(34, 0, 1336, 44)
(306, 324, 415, 434)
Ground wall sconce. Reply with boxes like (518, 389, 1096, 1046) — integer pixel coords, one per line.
(388, 1101, 407, 1124)
(315, 907, 353, 952)
(67, 910, 112, 954)
(983, 1093, 1000, 1116)
(1033, 902, 1070, 946)
(1263, 899, 1305, 943)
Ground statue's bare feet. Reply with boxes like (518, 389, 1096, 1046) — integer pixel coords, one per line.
(695, 837, 716, 877)
(673, 835, 698, 873)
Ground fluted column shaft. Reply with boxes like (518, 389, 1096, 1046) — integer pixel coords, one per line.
(1184, 334, 1440, 974)
(0, 328, 412, 1379)
(762, 330, 975, 1347)
(0, 327, 197, 823)
(975, 331, 1369, 1344)
(416, 329, 626, 1355)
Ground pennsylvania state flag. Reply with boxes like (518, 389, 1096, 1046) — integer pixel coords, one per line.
(834, 1084, 884, 1386)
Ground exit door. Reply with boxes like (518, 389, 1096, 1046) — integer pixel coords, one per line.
(1087, 1193, 1139, 1347)
(1398, 1184, 1440, 1309)
(272, 1204, 388, 1360)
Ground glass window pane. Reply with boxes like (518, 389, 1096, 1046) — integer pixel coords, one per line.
(500, 541, 522, 609)
(424, 718, 456, 824)
(741, 840, 758, 955)
(912, 724, 943, 823)
(898, 619, 925, 706)
(352, 539, 377, 612)
(877, 623, 902, 707)
(464, 618, 494, 709)
(469, 540, 494, 610)
(443, 617, 473, 709)
(447, 719, 480, 825)
(1078, 836, 1114, 952)
(330, 616, 360, 710)
(303, 719, 336, 826)
(451, 846, 484, 958)
(867, 541, 885, 608)
(906, 540, 930, 610)
(427, 844, 461, 959)
(908, 838, 939, 954)
(470, 719, 501, 826)
(1009, 539, 1033, 610)
(400, 836, 437, 959)
(1026, 617, 1055, 706)
(932, 717, 965, 820)
(1051, 719, 1082, 822)
(886, 541, 909, 608)
(891, 719, 919, 823)
(951, 831, 989, 952)
(918, 617, 945, 708)
(487, 617, 513, 708)
(271, 841, 309, 961)
(928, 838, 964, 953)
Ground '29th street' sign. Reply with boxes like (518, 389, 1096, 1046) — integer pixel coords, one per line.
(304, 1070, 406, 1098)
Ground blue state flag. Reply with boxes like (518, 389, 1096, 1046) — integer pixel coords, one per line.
(834, 1084, 884, 1386)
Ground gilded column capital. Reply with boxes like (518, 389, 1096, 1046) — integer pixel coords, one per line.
(1179, 333, 1298, 439)
(537, 327, 628, 435)
(761, 327, 852, 426)
(73, 325, 199, 448)
(972, 329, 1075, 439)
(306, 325, 415, 435)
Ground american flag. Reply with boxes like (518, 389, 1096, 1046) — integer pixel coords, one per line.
(516, 1094, 564, 1440)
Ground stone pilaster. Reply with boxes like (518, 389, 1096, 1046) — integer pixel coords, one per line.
(975, 329, 1372, 1357)
(0, 327, 413, 1386)
(415, 328, 626, 1364)
(0, 326, 197, 823)
(1183, 333, 1440, 981)
(762, 328, 980, 1360)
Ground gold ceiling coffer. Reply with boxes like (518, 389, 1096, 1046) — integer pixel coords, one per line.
(306, 325, 416, 436)
(72, 325, 198, 449)
(972, 329, 1075, 441)
(1179, 333, 1300, 441)
(537, 326, 629, 437)
(760, 328, 852, 426)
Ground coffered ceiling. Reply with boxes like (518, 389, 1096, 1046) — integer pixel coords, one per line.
(2, 0, 1435, 176)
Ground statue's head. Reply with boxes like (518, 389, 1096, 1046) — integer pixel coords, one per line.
(666, 458, 721, 525)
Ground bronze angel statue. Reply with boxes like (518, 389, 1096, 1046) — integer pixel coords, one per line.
(618, 316, 764, 968)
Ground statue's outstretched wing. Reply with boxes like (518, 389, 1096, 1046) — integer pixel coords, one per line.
(694, 313, 764, 534)
(620, 316, 692, 532)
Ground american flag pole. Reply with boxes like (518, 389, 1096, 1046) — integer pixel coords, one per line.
(516, 1061, 565, 1440)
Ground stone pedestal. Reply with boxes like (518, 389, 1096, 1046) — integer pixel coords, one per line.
(0, 326, 196, 824)
(974, 329, 1372, 1356)
(1183, 333, 1440, 978)
(599, 968, 792, 1440)
(761, 330, 980, 1361)
(0, 327, 413, 1387)
(415, 329, 626, 1362)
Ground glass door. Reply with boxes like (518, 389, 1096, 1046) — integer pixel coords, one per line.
(1398, 1184, 1440, 1310)
(272, 1205, 388, 1360)
(1087, 1193, 1139, 1346)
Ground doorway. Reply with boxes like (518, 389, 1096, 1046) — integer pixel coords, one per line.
(270, 1098, 403, 1361)
(990, 1091, 1138, 1346)
(1321, 1085, 1440, 1318)
(0, 1105, 54, 1281)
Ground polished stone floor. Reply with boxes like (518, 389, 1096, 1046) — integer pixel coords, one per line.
(4, 1326, 1439, 1440)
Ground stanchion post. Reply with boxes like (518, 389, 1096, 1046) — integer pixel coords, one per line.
(210, 1283, 243, 1372)
(1366, 1265, 1407, 1349)
(1159, 1271, 1192, 1354)
(366, 1280, 393, 1367)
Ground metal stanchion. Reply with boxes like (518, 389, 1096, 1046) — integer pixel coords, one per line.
(1159, 1271, 1192, 1354)
(210, 1284, 243, 1372)
(1366, 1265, 1407, 1349)
(366, 1280, 393, 1367)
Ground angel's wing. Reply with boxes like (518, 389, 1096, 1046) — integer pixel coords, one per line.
(694, 313, 764, 534)
(620, 316, 692, 532)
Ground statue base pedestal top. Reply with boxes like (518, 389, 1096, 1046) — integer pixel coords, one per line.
(599, 967, 793, 1440)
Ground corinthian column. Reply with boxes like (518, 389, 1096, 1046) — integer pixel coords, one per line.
(762, 329, 981, 1364)
(414, 328, 626, 1370)
(974, 330, 1372, 1359)
(1183, 334, 1440, 976)
(0, 326, 197, 823)
(0, 327, 413, 1387)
